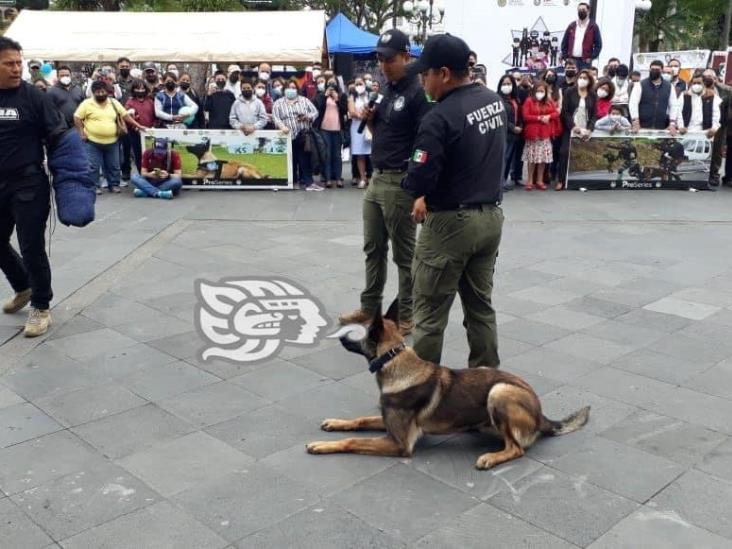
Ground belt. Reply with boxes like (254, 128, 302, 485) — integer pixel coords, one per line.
(428, 202, 499, 212)
(0, 163, 45, 183)
(375, 168, 406, 174)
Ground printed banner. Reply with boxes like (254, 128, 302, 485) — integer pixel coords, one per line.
(567, 131, 712, 191)
(632, 50, 711, 81)
(143, 129, 292, 190)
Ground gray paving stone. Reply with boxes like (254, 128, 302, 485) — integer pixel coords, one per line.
(0, 325, 19, 345)
(492, 295, 552, 317)
(82, 293, 171, 326)
(581, 319, 667, 348)
(288, 344, 367, 380)
(0, 497, 53, 549)
(59, 501, 228, 549)
(684, 358, 732, 399)
(80, 343, 180, 380)
(0, 431, 105, 495)
(610, 348, 714, 385)
(600, 411, 728, 467)
(502, 347, 603, 383)
(157, 382, 268, 428)
(339, 370, 381, 399)
(414, 502, 576, 549)
(172, 465, 315, 542)
(144, 291, 198, 322)
(644, 296, 721, 321)
(696, 437, 732, 483)
(563, 296, 634, 319)
(527, 306, 606, 331)
(72, 404, 195, 459)
(229, 360, 329, 401)
(117, 431, 253, 497)
(545, 333, 636, 365)
(205, 404, 319, 459)
(46, 328, 139, 362)
(112, 312, 192, 343)
(498, 318, 572, 347)
(284, 381, 379, 423)
(647, 333, 732, 365)
(488, 467, 638, 547)
(549, 436, 683, 503)
(496, 336, 536, 360)
(46, 314, 104, 341)
(182, 353, 265, 379)
(651, 469, 732, 539)
(704, 308, 732, 328)
(509, 286, 581, 306)
(11, 461, 160, 540)
(236, 502, 405, 549)
(147, 330, 203, 360)
(120, 360, 219, 402)
(572, 367, 676, 408)
(588, 506, 732, 549)
(589, 278, 683, 308)
(647, 387, 732, 436)
(613, 308, 693, 334)
(0, 385, 24, 410)
(35, 383, 146, 428)
(329, 463, 477, 543)
(0, 402, 63, 448)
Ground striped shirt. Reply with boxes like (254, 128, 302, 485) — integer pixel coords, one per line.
(272, 96, 319, 138)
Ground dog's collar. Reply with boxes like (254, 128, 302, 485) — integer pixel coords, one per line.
(369, 343, 405, 374)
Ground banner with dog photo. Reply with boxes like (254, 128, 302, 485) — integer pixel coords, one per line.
(567, 130, 713, 191)
(142, 129, 293, 190)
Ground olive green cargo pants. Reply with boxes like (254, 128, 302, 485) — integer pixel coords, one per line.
(360, 171, 416, 320)
(412, 205, 504, 368)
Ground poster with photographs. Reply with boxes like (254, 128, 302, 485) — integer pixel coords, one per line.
(632, 50, 711, 81)
(143, 129, 292, 190)
(567, 131, 713, 191)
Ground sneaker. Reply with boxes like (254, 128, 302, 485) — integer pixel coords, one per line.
(109, 186, 121, 194)
(133, 189, 147, 198)
(119, 180, 129, 188)
(398, 319, 414, 335)
(156, 190, 174, 199)
(338, 308, 375, 325)
(502, 180, 515, 192)
(100, 179, 108, 189)
(357, 180, 367, 189)
(95, 188, 102, 195)
(305, 184, 324, 192)
(2, 288, 32, 314)
(23, 307, 51, 338)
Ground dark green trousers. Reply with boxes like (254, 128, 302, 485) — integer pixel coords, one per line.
(360, 171, 416, 320)
(412, 205, 504, 367)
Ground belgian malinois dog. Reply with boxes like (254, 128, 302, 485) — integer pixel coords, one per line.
(306, 301, 590, 470)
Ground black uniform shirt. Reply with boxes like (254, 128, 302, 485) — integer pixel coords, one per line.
(0, 81, 66, 178)
(402, 83, 507, 209)
(371, 74, 431, 170)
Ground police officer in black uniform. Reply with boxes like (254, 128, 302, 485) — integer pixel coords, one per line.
(402, 34, 507, 368)
(339, 29, 431, 334)
(0, 37, 66, 337)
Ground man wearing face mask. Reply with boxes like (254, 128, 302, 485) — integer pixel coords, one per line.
(707, 68, 732, 187)
(560, 59, 578, 90)
(116, 57, 134, 184)
(605, 58, 620, 78)
(560, 2, 602, 71)
(611, 63, 630, 118)
(225, 64, 242, 99)
(229, 79, 267, 135)
(205, 70, 236, 129)
(667, 58, 687, 97)
(154, 72, 198, 128)
(142, 62, 161, 95)
(47, 65, 84, 127)
(629, 60, 678, 135)
(257, 62, 272, 93)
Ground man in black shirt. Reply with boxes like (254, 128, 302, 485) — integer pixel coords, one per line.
(0, 37, 67, 337)
(402, 33, 506, 368)
(338, 29, 431, 334)
(205, 70, 236, 129)
(47, 65, 84, 127)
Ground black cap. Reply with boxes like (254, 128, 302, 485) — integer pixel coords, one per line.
(376, 29, 411, 59)
(409, 33, 471, 75)
(142, 61, 157, 72)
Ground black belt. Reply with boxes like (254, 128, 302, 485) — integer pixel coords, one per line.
(375, 167, 406, 174)
(0, 163, 45, 183)
(428, 202, 499, 212)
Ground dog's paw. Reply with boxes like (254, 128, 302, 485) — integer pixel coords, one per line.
(306, 441, 330, 454)
(320, 419, 346, 431)
(475, 455, 496, 470)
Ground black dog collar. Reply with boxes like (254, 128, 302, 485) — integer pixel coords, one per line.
(369, 343, 405, 373)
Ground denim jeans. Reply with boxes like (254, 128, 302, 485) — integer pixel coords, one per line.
(131, 174, 183, 197)
(85, 140, 121, 189)
(321, 130, 342, 181)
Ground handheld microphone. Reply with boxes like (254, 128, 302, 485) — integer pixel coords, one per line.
(358, 92, 382, 134)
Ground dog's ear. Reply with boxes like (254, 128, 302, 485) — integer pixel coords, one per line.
(368, 307, 384, 343)
(384, 298, 399, 324)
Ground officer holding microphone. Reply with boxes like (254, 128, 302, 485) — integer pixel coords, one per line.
(402, 34, 507, 368)
(338, 29, 431, 335)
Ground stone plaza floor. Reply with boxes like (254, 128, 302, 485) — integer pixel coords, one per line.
(2, 186, 732, 548)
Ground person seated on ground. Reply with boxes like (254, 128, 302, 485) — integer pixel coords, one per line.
(677, 70, 721, 138)
(595, 104, 632, 134)
(229, 78, 268, 135)
(131, 138, 183, 200)
(154, 72, 198, 128)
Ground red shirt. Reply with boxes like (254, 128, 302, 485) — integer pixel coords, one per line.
(141, 149, 182, 172)
(125, 96, 156, 129)
(522, 97, 560, 141)
(596, 97, 612, 119)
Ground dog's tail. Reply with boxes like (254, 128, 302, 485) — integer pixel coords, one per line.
(539, 406, 590, 436)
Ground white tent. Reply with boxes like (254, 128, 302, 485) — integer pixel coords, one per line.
(5, 10, 326, 63)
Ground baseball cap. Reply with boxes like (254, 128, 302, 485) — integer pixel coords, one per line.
(142, 61, 157, 73)
(227, 64, 242, 74)
(376, 29, 411, 59)
(28, 59, 41, 69)
(409, 33, 471, 75)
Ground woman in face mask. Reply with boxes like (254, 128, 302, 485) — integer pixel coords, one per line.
(178, 72, 205, 129)
(347, 76, 373, 189)
(313, 80, 348, 188)
(497, 75, 522, 192)
(677, 71, 721, 139)
(595, 77, 615, 119)
(229, 79, 268, 135)
(254, 79, 274, 128)
(271, 77, 285, 100)
(125, 80, 156, 174)
(272, 78, 320, 190)
(541, 70, 564, 187)
(521, 81, 559, 191)
(557, 69, 596, 190)
(154, 71, 199, 129)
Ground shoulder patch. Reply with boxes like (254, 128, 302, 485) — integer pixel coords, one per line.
(412, 149, 428, 164)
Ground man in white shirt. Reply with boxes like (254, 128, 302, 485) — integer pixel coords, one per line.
(629, 60, 678, 135)
(560, 2, 602, 70)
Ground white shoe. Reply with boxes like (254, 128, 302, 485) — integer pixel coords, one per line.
(305, 183, 324, 192)
(100, 179, 108, 188)
(357, 180, 367, 189)
(119, 180, 129, 188)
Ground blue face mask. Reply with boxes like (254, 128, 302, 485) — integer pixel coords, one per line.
(271, 87, 283, 99)
(205, 162, 218, 171)
(285, 88, 298, 100)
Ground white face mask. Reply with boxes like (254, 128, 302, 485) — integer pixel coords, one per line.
(317, 82, 325, 92)
(259, 72, 270, 81)
(255, 88, 266, 97)
(671, 67, 680, 76)
(597, 88, 608, 99)
(500, 84, 513, 95)
(691, 83, 704, 94)
(355, 85, 366, 95)
(662, 73, 672, 82)
(535, 92, 546, 101)
(364, 79, 373, 89)
(59, 76, 71, 86)
(577, 78, 589, 89)
(312, 69, 321, 78)
(609, 114, 621, 121)
(616, 77, 626, 85)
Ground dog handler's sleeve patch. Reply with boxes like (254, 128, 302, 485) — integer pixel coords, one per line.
(412, 149, 429, 164)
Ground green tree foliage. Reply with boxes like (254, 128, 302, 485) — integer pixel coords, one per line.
(634, 0, 730, 51)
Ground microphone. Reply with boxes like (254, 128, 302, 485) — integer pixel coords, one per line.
(358, 92, 382, 134)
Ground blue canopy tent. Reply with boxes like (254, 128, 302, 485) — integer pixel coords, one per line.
(326, 13, 422, 57)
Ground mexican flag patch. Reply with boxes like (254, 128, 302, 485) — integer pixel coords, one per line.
(412, 149, 429, 164)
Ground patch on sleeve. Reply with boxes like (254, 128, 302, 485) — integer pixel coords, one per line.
(412, 149, 428, 164)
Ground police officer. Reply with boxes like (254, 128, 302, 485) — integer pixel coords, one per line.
(402, 34, 506, 368)
(339, 29, 431, 334)
(0, 37, 66, 337)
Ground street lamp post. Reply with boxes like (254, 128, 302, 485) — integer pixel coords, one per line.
(401, 0, 445, 44)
